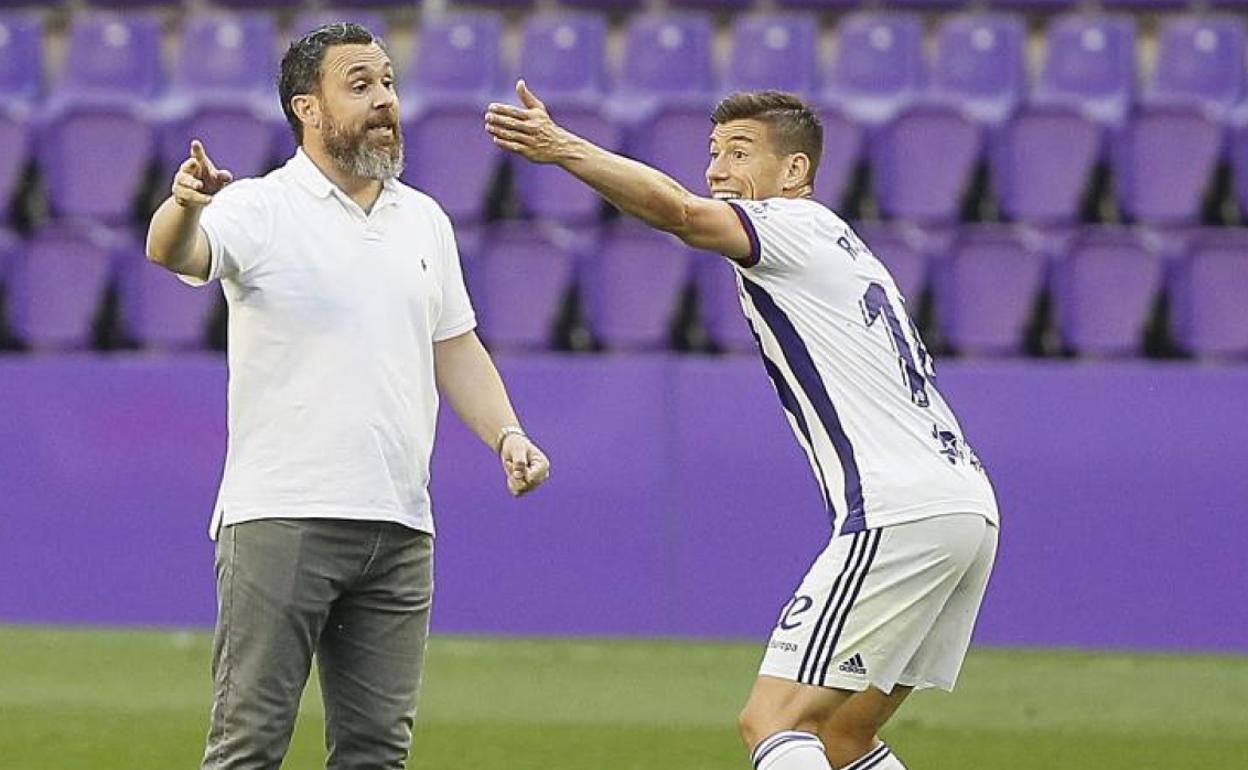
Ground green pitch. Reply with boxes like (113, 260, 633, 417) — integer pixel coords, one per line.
(1, 626, 1245, 770)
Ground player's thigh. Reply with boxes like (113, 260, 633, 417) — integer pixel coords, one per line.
(897, 519, 998, 691)
(739, 674, 855, 746)
(759, 517, 986, 695)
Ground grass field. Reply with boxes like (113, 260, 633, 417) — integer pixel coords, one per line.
(2, 626, 1246, 770)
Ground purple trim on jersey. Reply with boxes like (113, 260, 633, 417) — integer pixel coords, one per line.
(726, 201, 761, 267)
(739, 276, 867, 534)
(747, 317, 838, 520)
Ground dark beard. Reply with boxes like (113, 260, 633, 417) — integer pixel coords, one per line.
(322, 113, 405, 181)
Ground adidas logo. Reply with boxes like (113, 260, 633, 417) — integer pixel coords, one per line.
(837, 653, 867, 676)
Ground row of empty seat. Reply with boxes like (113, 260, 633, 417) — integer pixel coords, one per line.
(1, 220, 1245, 359)
(4, 10, 1248, 229)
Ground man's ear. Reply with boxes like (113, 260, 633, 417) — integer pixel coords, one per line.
(291, 93, 320, 132)
(783, 153, 812, 191)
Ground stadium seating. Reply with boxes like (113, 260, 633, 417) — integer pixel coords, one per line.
(724, 13, 819, 96)
(116, 237, 220, 351)
(7, 222, 117, 351)
(0, 4, 1243, 359)
(510, 12, 620, 223)
(1050, 227, 1164, 357)
(38, 13, 161, 224)
(614, 12, 717, 194)
(1168, 229, 1248, 359)
(1034, 14, 1137, 127)
(693, 258, 753, 354)
(159, 12, 278, 182)
(822, 13, 925, 127)
(932, 13, 1027, 126)
(469, 223, 576, 351)
(399, 13, 505, 224)
(931, 226, 1047, 356)
(580, 224, 693, 351)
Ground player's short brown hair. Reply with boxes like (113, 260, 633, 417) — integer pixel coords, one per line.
(712, 91, 823, 186)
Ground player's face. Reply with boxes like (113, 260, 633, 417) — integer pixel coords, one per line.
(317, 43, 404, 180)
(706, 119, 790, 201)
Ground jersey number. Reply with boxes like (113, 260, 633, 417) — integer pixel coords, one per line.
(861, 282, 931, 408)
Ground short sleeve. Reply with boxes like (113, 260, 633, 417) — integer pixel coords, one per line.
(726, 198, 818, 273)
(190, 179, 273, 285)
(432, 211, 477, 342)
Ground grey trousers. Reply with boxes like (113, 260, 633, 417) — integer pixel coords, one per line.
(201, 518, 434, 770)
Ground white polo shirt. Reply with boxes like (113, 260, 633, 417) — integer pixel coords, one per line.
(188, 150, 476, 538)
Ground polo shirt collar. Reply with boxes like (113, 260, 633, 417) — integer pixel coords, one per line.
(288, 149, 404, 211)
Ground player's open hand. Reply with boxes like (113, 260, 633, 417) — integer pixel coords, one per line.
(172, 139, 233, 208)
(485, 80, 571, 164)
(500, 433, 551, 497)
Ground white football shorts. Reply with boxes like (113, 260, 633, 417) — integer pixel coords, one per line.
(759, 513, 998, 694)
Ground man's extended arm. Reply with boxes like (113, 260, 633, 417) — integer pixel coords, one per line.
(485, 81, 751, 262)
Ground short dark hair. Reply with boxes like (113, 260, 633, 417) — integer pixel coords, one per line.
(278, 23, 382, 143)
(712, 91, 823, 187)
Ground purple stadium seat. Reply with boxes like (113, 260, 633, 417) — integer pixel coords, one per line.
(617, 12, 714, 100)
(1051, 227, 1163, 357)
(54, 12, 162, 103)
(822, 13, 925, 126)
(693, 259, 752, 353)
(614, 13, 716, 195)
(931, 226, 1046, 356)
(725, 13, 819, 96)
(993, 105, 1101, 226)
(161, 13, 278, 182)
(510, 12, 617, 223)
(871, 104, 983, 224)
(38, 13, 162, 223)
(118, 249, 219, 351)
(398, 13, 505, 224)
(173, 12, 276, 96)
(855, 222, 929, 304)
(287, 11, 388, 44)
(402, 13, 502, 108)
(1035, 15, 1137, 127)
(0, 11, 43, 105)
(7, 222, 117, 351)
(1148, 16, 1246, 120)
(811, 108, 863, 211)
(1169, 230, 1248, 359)
(517, 12, 608, 100)
(1112, 106, 1222, 226)
(932, 14, 1026, 126)
(581, 224, 693, 351)
(471, 224, 575, 351)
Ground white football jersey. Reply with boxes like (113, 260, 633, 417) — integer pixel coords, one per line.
(726, 198, 999, 536)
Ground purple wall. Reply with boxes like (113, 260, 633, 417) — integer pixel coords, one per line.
(1, 355, 1245, 652)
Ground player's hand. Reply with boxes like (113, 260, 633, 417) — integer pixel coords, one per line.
(172, 139, 233, 209)
(485, 80, 572, 164)
(500, 434, 551, 497)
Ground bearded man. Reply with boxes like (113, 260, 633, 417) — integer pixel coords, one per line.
(145, 23, 551, 770)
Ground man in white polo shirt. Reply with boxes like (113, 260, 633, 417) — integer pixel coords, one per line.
(145, 23, 550, 770)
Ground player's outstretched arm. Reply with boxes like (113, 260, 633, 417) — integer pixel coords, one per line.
(146, 139, 233, 281)
(485, 80, 752, 263)
(434, 330, 551, 498)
